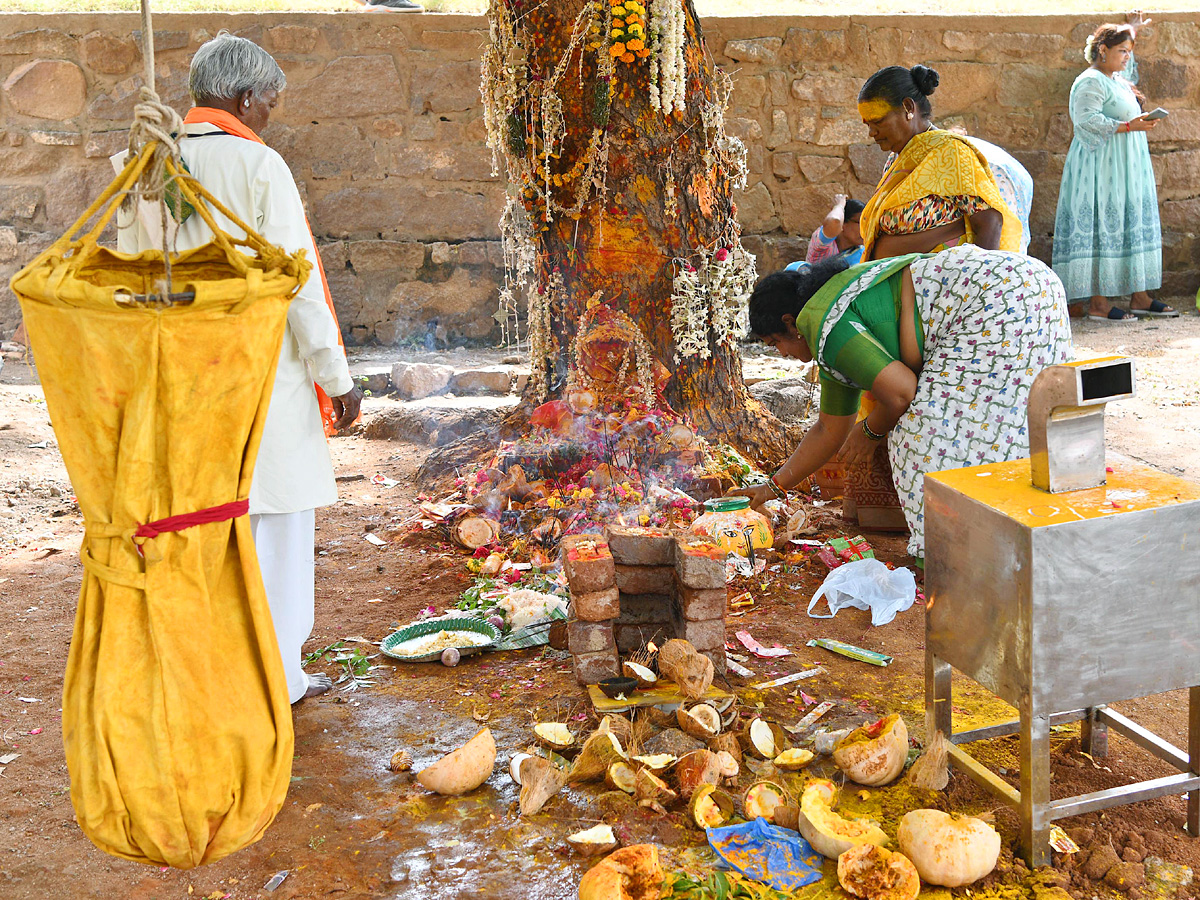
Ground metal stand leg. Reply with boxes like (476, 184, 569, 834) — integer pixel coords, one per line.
(926, 652, 951, 741)
(1020, 710, 1052, 867)
(1081, 705, 1109, 758)
(1189, 687, 1200, 837)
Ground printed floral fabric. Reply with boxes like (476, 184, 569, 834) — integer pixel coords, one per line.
(818, 245, 1071, 558)
(878, 194, 989, 236)
(1051, 61, 1162, 300)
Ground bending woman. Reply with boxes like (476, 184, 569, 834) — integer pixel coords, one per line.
(857, 65, 1022, 260)
(734, 247, 1071, 561)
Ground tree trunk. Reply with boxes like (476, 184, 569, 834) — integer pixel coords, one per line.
(481, 0, 789, 465)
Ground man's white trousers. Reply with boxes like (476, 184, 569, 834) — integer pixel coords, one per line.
(250, 509, 316, 704)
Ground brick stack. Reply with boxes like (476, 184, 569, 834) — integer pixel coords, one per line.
(562, 527, 728, 686)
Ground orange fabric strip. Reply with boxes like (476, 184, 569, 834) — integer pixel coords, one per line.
(182, 107, 349, 436)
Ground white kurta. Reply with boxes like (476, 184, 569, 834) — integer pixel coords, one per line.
(114, 123, 353, 516)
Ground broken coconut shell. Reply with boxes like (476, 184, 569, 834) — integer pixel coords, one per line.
(773, 804, 801, 831)
(838, 843, 921, 900)
(714, 750, 740, 781)
(707, 732, 743, 766)
(578, 844, 663, 900)
(631, 754, 676, 776)
(597, 714, 634, 747)
(744, 781, 789, 820)
(605, 761, 637, 794)
(634, 767, 679, 807)
(518, 755, 567, 816)
(388, 748, 413, 773)
(509, 752, 533, 784)
(533, 722, 575, 752)
(622, 661, 658, 689)
(567, 823, 619, 857)
(774, 748, 815, 771)
(416, 728, 497, 796)
(570, 731, 628, 784)
(657, 639, 715, 701)
(676, 703, 722, 740)
(674, 749, 723, 800)
(833, 714, 909, 787)
(688, 783, 736, 829)
(744, 718, 788, 759)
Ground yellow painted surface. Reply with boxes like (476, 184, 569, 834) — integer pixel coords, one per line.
(588, 683, 732, 712)
(928, 458, 1200, 529)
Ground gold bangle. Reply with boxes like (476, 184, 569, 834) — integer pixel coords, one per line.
(862, 420, 885, 441)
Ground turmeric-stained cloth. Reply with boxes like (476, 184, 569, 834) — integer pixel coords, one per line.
(10, 151, 304, 868)
(860, 129, 1021, 258)
(707, 818, 823, 891)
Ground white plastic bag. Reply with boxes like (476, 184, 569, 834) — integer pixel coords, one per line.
(807, 558, 918, 627)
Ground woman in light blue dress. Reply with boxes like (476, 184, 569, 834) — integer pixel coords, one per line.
(1052, 15, 1177, 321)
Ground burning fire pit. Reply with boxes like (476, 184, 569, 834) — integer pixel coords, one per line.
(924, 358, 1200, 865)
(562, 527, 728, 685)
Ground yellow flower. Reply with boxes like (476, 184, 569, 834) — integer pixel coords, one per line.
(610, 42, 626, 56)
(627, 23, 644, 36)
(579, 487, 595, 500)
(610, 28, 624, 38)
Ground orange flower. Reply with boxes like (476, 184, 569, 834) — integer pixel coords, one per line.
(610, 42, 626, 57)
(620, 52, 635, 63)
(626, 38, 644, 51)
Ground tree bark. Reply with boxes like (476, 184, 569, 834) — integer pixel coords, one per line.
(481, 0, 790, 466)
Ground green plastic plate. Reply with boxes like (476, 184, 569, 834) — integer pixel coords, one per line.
(380, 616, 501, 663)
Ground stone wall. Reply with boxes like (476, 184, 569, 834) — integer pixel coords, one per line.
(2, 12, 1198, 345)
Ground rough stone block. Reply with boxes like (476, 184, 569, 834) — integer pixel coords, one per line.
(723, 37, 781, 65)
(731, 74, 766, 109)
(605, 526, 676, 566)
(573, 648, 620, 685)
(615, 622, 670, 654)
(797, 155, 843, 183)
(572, 586, 620, 622)
(766, 109, 789, 149)
(778, 183, 842, 235)
(815, 116, 863, 147)
(0, 28, 76, 57)
(391, 362, 453, 400)
(782, 28, 847, 63)
(615, 593, 673, 625)
(615, 564, 674, 596)
(931, 62, 995, 114)
(676, 618, 725, 652)
(29, 131, 81, 146)
(0, 185, 40, 220)
(734, 182, 778, 233)
(997, 64, 1077, 109)
(3, 60, 87, 120)
(429, 241, 452, 265)
(451, 367, 512, 395)
(268, 25, 321, 54)
(676, 583, 726, 621)
(349, 240, 426, 273)
(289, 56, 406, 118)
(567, 619, 615, 655)
(84, 131, 127, 159)
(562, 535, 616, 594)
(0, 227, 17, 263)
(789, 71, 860, 105)
(80, 31, 139, 75)
(675, 541, 726, 590)
(411, 61, 484, 113)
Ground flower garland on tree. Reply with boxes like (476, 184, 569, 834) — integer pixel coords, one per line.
(669, 243, 757, 363)
(648, 0, 686, 115)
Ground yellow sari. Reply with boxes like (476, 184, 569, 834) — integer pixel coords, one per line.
(860, 129, 1021, 258)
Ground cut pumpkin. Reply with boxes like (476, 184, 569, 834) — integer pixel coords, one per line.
(797, 779, 889, 859)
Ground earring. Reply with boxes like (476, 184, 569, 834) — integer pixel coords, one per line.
(906, 112, 913, 120)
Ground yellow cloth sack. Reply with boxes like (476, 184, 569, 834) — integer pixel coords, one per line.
(9, 146, 311, 868)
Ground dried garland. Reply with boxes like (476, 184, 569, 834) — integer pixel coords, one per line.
(670, 243, 757, 362)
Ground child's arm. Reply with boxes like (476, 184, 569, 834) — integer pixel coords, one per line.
(820, 193, 848, 239)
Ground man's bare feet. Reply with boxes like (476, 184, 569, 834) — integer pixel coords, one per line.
(297, 672, 333, 702)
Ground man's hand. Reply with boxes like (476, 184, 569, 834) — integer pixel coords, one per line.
(331, 386, 363, 432)
(1126, 9, 1152, 36)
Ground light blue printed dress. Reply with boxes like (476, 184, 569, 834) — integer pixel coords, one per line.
(1052, 58, 1162, 300)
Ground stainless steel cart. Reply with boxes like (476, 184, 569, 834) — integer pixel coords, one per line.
(924, 358, 1200, 865)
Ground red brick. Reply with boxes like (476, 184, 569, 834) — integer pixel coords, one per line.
(605, 526, 677, 566)
(615, 564, 674, 595)
(573, 648, 620, 685)
(567, 619, 615, 655)
(676, 582, 727, 621)
(674, 541, 727, 589)
(615, 593, 673, 625)
(615, 622, 673, 654)
(572, 586, 620, 622)
(677, 618, 725, 652)
(562, 534, 616, 594)
(697, 648, 728, 676)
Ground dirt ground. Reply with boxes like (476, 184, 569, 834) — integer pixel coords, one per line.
(1, 313, 1198, 900)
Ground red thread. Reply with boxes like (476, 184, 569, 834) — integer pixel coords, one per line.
(134, 499, 249, 543)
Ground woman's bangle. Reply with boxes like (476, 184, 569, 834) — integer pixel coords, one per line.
(1119, 122, 1129, 133)
(862, 420, 885, 442)
(768, 473, 788, 500)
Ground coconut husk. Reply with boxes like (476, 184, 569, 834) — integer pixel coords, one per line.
(519, 755, 566, 815)
(597, 714, 635, 747)
(634, 767, 678, 806)
(905, 730, 950, 791)
(657, 639, 714, 700)
(570, 731, 626, 784)
(643, 706, 678, 730)
(676, 704, 721, 739)
(773, 804, 801, 831)
(707, 732, 743, 766)
(673, 749, 722, 800)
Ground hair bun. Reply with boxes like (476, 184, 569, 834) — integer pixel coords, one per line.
(910, 64, 940, 96)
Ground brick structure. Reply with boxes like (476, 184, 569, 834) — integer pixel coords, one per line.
(562, 527, 729, 685)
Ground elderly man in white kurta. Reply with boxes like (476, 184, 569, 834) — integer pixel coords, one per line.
(115, 33, 361, 703)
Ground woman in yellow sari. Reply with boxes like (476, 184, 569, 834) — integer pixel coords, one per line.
(858, 65, 1022, 261)
(835, 65, 1024, 531)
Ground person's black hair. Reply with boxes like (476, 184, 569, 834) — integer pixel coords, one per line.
(845, 198, 865, 220)
(858, 65, 939, 118)
(748, 255, 852, 339)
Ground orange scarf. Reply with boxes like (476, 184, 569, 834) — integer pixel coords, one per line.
(182, 107, 348, 437)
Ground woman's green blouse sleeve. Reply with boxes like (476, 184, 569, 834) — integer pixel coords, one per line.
(818, 371, 862, 416)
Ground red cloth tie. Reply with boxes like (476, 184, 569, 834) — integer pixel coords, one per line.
(134, 499, 249, 549)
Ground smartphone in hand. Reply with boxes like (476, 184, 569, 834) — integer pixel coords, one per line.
(1144, 107, 1170, 120)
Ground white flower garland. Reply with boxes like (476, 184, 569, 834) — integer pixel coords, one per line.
(670, 242, 757, 362)
(648, 0, 686, 115)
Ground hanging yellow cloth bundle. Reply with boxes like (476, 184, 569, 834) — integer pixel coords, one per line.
(9, 143, 310, 868)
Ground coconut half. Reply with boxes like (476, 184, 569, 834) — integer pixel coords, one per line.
(744, 781, 788, 820)
(631, 754, 677, 775)
(534, 722, 575, 752)
(677, 703, 722, 739)
(570, 731, 628, 783)
(567, 823, 619, 856)
(635, 767, 679, 806)
(714, 750, 740, 780)
(605, 761, 637, 793)
(623, 661, 658, 689)
(689, 784, 736, 829)
(746, 718, 787, 758)
(509, 752, 533, 784)
(774, 748, 815, 771)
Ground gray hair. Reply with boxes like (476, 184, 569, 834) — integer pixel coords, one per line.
(188, 31, 285, 103)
